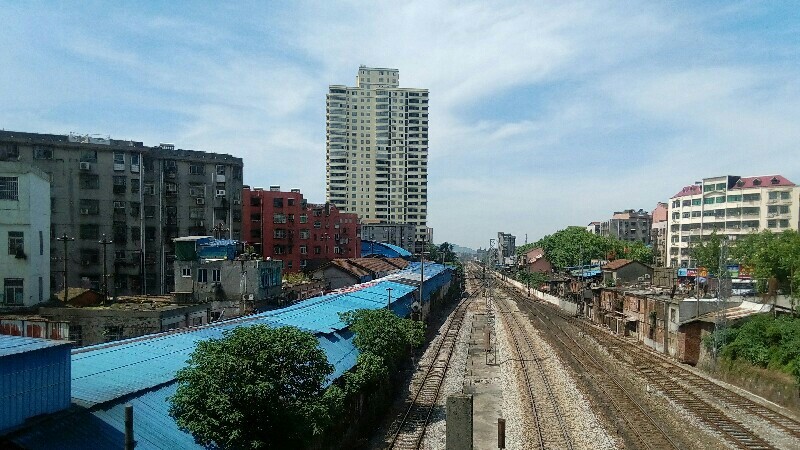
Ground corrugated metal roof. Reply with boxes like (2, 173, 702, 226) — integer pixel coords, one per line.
(361, 240, 412, 258)
(7, 265, 453, 449)
(0, 335, 71, 357)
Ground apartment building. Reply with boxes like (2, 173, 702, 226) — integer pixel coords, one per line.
(360, 222, 415, 251)
(667, 174, 799, 268)
(0, 163, 50, 307)
(586, 222, 601, 235)
(651, 202, 668, 267)
(601, 209, 652, 244)
(0, 130, 243, 296)
(325, 66, 429, 241)
(242, 186, 361, 273)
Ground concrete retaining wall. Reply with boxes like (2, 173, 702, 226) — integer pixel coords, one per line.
(491, 272, 577, 314)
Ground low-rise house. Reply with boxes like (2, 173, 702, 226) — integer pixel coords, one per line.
(312, 257, 409, 290)
(519, 247, 552, 274)
(172, 236, 283, 306)
(602, 259, 653, 286)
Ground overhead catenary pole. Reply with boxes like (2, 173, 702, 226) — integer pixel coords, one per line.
(386, 287, 393, 310)
(56, 233, 74, 304)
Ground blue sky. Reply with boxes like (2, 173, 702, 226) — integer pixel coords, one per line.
(1, 1, 798, 249)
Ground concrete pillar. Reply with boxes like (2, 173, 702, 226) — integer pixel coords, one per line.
(446, 394, 473, 450)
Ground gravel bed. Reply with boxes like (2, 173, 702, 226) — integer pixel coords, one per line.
(492, 295, 615, 450)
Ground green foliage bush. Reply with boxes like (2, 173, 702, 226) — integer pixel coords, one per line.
(710, 314, 800, 384)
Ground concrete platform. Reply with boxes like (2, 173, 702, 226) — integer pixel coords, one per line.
(463, 299, 504, 449)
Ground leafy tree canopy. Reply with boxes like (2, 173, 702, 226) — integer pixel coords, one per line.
(731, 230, 800, 296)
(169, 325, 340, 449)
(528, 227, 654, 269)
(340, 308, 424, 366)
(689, 230, 724, 273)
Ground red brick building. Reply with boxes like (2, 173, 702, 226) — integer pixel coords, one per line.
(242, 186, 361, 273)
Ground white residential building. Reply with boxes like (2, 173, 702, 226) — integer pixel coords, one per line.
(326, 66, 429, 241)
(667, 174, 799, 268)
(0, 163, 50, 306)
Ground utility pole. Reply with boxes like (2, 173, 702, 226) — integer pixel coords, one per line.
(56, 233, 74, 303)
(714, 236, 730, 362)
(386, 287, 393, 310)
(418, 235, 426, 304)
(99, 234, 113, 306)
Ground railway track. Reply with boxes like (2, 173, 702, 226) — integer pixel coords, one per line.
(498, 284, 680, 450)
(388, 295, 473, 449)
(495, 277, 789, 449)
(495, 295, 574, 450)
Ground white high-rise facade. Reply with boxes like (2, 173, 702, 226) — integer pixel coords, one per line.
(326, 66, 429, 241)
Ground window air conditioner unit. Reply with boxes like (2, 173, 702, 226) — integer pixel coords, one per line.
(80, 162, 91, 171)
(216, 189, 226, 197)
(196, 198, 205, 205)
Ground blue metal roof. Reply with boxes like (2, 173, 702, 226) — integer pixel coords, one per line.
(0, 334, 71, 357)
(7, 265, 453, 449)
(361, 240, 412, 258)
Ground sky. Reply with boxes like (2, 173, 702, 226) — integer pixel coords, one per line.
(1, 1, 799, 249)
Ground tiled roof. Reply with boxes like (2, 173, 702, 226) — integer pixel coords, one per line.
(729, 175, 795, 189)
(672, 185, 702, 198)
(602, 259, 634, 270)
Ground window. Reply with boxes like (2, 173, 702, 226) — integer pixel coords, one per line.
(181, 267, 191, 277)
(727, 195, 742, 202)
(273, 198, 283, 208)
(767, 220, 777, 228)
(80, 173, 100, 189)
(197, 268, 208, 283)
(113, 152, 125, 170)
(273, 213, 287, 224)
(190, 163, 204, 175)
(79, 199, 100, 215)
(144, 183, 155, 195)
(80, 224, 99, 240)
(780, 219, 790, 228)
(212, 269, 221, 282)
(274, 229, 286, 239)
(769, 191, 778, 200)
(69, 325, 83, 347)
(300, 245, 307, 254)
(691, 211, 701, 218)
(0, 177, 18, 200)
(288, 198, 295, 206)
(131, 179, 140, 193)
(80, 151, 97, 163)
(314, 221, 321, 229)
(130, 153, 140, 170)
(780, 191, 791, 200)
(715, 196, 725, 203)
(104, 326, 123, 342)
(144, 205, 156, 218)
(3, 279, 23, 305)
(273, 245, 285, 255)
(314, 246, 321, 255)
(216, 165, 225, 176)
(691, 198, 701, 206)
(113, 176, 126, 193)
(299, 229, 310, 239)
(8, 231, 23, 255)
(703, 197, 715, 205)
(300, 214, 308, 223)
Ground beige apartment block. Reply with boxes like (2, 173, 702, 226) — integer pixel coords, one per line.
(667, 174, 799, 268)
(325, 66, 429, 241)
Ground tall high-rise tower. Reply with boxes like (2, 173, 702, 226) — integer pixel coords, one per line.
(326, 66, 429, 241)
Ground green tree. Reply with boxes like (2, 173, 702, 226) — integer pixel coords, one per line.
(731, 230, 800, 299)
(340, 308, 424, 365)
(689, 230, 724, 273)
(438, 242, 457, 263)
(169, 325, 340, 449)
